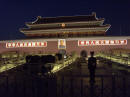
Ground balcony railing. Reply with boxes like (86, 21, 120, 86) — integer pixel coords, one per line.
(0, 73, 129, 97)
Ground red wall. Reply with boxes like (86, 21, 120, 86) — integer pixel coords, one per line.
(0, 38, 130, 55)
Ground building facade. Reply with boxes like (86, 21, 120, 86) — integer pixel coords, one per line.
(20, 12, 110, 38)
(0, 37, 130, 55)
(0, 13, 130, 55)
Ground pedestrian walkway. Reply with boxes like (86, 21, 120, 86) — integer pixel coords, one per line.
(0, 57, 129, 97)
(56, 57, 130, 97)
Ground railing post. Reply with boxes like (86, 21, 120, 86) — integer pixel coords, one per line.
(61, 76, 64, 97)
(6, 76, 9, 97)
(32, 78, 35, 97)
(112, 73, 116, 97)
(14, 75, 17, 97)
(46, 79, 48, 97)
(70, 77, 73, 97)
(55, 76, 58, 97)
(23, 76, 26, 97)
(123, 76, 126, 97)
(101, 76, 104, 97)
(80, 78, 83, 97)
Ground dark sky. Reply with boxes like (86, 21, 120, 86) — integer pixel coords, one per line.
(0, 0, 130, 40)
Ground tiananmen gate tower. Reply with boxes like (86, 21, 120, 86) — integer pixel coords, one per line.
(0, 12, 130, 55)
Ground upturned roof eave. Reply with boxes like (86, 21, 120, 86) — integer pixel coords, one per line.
(20, 25, 110, 34)
(20, 24, 110, 32)
(27, 14, 98, 25)
(25, 18, 104, 27)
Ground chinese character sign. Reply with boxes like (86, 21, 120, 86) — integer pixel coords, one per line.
(6, 42, 47, 48)
(78, 40, 127, 46)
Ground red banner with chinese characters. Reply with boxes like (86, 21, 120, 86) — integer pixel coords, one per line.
(78, 40, 127, 46)
(6, 42, 47, 48)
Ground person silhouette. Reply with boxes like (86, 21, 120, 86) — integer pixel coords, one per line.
(88, 51, 97, 83)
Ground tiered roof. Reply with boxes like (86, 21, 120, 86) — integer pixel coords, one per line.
(20, 12, 111, 38)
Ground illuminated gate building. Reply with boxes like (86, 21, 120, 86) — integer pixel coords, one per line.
(0, 12, 130, 55)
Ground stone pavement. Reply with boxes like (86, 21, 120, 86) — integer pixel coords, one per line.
(56, 57, 130, 97)
(0, 57, 129, 97)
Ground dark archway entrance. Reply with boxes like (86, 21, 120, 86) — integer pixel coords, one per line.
(80, 50, 87, 58)
(58, 49, 66, 55)
(58, 49, 67, 59)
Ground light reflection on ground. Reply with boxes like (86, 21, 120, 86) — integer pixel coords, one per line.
(96, 53, 130, 66)
(0, 60, 25, 72)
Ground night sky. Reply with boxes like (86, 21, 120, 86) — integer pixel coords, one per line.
(0, 0, 130, 40)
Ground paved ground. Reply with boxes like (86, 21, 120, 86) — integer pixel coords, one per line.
(56, 57, 130, 97)
(0, 57, 130, 97)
